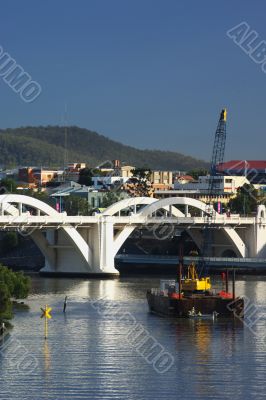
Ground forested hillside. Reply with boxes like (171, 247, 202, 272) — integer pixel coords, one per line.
(0, 126, 208, 170)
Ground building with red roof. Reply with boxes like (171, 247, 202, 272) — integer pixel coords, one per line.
(218, 160, 266, 184)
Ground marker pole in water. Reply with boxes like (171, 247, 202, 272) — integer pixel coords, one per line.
(40, 305, 52, 340)
(45, 313, 48, 339)
(63, 296, 67, 313)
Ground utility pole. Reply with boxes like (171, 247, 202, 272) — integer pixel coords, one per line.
(63, 103, 68, 169)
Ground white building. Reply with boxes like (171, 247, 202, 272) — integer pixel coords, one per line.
(174, 175, 250, 193)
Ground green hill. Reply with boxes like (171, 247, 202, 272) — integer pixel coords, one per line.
(0, 126, 208, 170)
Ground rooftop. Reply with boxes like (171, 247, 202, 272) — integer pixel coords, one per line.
(218, 160, 266, 172)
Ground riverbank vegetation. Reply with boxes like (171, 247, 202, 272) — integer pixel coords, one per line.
(0, 265, 30, 322)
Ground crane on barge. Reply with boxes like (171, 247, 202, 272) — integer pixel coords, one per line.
(147, 109, 244, 318)
(182, 109, 228, 293)
(200, 108, 227, 273)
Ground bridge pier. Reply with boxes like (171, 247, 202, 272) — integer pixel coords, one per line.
(41, 217, 119, 277)
(255, 205, 266, 258)
(99, 218, 118, 274)
(87, 219, 119, 277)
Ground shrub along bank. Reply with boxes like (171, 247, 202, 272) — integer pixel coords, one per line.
(0, 265, 30, 322)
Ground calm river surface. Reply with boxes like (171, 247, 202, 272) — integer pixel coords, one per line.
(1, 274, 266, 400)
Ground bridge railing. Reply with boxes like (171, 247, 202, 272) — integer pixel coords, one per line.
(144, 215, 255, 224)
(0, 214, 259, 227)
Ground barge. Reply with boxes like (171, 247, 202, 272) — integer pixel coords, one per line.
(147, 263, 244, 318)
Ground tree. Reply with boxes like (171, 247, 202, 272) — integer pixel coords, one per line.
(131, 168, 151, 181)
(64, 195, 91, 215)
(0, 265, 31, 321)
(0, 178, 17, 193)
(78, 168, 93, 186)
(229, 184, 258, 215)
(101, 192, 123, 208)
(186, 168, 209, 180)
(127, 168, 153, 197)
(0, 126, 209, 170)
(12, 271, 31, 299)
(0, 266, 30, 299)
(30, 190, 50, 203)
(0, 282, 12, 320)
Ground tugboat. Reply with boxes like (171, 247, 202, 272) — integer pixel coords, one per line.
(146, 262, 244, 318)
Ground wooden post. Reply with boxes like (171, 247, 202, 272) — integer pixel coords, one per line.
(63, 296, 67, 313)
(232, 269, 236, 300)
(226, 269, 229, 293)
(178, 241, 183, 299)
(179, 261, 182, 299)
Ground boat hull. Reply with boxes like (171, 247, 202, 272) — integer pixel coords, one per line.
(146, 291, 244, 318)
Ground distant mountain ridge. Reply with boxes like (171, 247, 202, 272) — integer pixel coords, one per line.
(0, 126, 208, 170)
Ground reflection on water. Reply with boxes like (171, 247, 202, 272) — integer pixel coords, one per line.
(0, 275, 265, 400)
(193, 320, 211, 356)
(43, 341, 51, 375)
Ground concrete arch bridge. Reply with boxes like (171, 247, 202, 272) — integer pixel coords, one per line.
(0, 194, 265, 276)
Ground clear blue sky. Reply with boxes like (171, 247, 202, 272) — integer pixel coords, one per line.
(0, 0, 265, 161)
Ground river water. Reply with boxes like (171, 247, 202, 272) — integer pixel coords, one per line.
(0, 274, 266, 400)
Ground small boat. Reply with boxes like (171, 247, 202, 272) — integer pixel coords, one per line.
(187, 307, 219, 319)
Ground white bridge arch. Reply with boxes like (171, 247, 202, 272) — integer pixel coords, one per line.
(0, 194, 263, 276)
(0, 194, 94, 273)
(104, 197, 247, 258)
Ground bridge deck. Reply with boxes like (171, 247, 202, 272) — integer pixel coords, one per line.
(0, 214, 258, 228)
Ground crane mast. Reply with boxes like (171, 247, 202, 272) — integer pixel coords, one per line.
(208, 109, 227, 195)
(199, 109, 227, 275)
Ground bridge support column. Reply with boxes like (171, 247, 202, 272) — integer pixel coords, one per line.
(238, 205, 266, 258)
(255, 205, 266, 257)
(18, 203, 22, 216)
(88, 218, 119, 276)
(98, 217, 119, 275)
